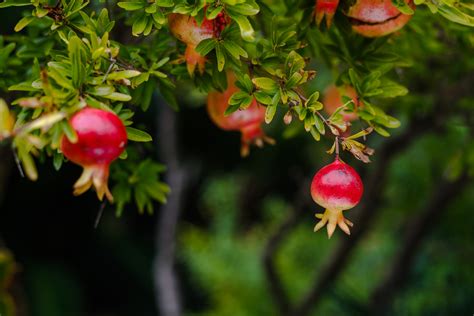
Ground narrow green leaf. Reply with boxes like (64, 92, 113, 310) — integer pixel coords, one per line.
(14, 16, 35, 32)
(253, 91, 272, 105)
(224, 102, 241, 116)
(252, 77, 278, 92)
(265, 104, 277, 124)
(195, 38, 216, 56)
(126, 127, 153, 142)
(222, 40, 248, 59)
(68, 36, 88, 89)
(118, 2, 147, 11)
(215, 43, 225, 72)
(103, 92, 132, 101)
(310, 127, 321, 141)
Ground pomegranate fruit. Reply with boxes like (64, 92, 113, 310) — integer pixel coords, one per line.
(311, 158, 363, 238)
(314, 0, 340, 27)
(168, 11, 229, 74)
(61, 108, 127, 202)
(207, 73, 274, 156)
(323, 85, 360, 122)
(343, 0, 414, 37)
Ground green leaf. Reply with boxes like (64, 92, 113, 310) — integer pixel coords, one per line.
(378, 79, 409, 98)
(222, 40, 248, 60)
(226, 3, 259, 16)
(17, 146, 37, 181)
(235, 74, 253, 94)
(206, 6, 223, 19)
(373, 125, 390, 137)
(437, 4, 474, 26)
(252, 77, 278, 92)
(215, 43, 225, 72)
(118, 2, 147, 11)
(195, 38, 216, 56)
(107, 70, 142, 80)
(53, 152, 63, 171)
(265, 104, 277, 124)
(68, 36, 88, 89)
(310, 126, 321, 141)
(156, 0, 174, 7)
(227, 14, 255, 41)
(314, 115, 325, 135)
(18, 112, 66, 136)
(286, 72, 302, 89)
(132, 14, 148, 36)
(0, 0, 31, 8)
(391, 0, 415, 14)
(103, 92, 132, 101)
(14, 16, 35, 32)
(60, 120, 78, 143)
(254, 91, 272, 105)
(224, 102, 241, 116)
(126, 127, 153, 142)
(229, 91, 250, 105)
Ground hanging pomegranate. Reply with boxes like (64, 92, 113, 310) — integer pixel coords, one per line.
(343, 0, 414, 37)
(207, 73, 274, 156)
(168, 11, 229, 74)
(61, 108, 127, 202)
(311, 157, 363, 238)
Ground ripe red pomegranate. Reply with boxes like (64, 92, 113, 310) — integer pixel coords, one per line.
(168, 11, 229, 74)
(323, 85, 360, 122)
(207, 73, 274, 156)
(343, 0, 414, 37)
(314, 0, 340, 27)
(311, 158, 363, 238)
(61, 108, 127, 202)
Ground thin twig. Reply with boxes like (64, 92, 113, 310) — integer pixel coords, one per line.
(94, 200, 107, 229)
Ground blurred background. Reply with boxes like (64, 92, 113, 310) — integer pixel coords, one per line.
(1, 4, 474, 316)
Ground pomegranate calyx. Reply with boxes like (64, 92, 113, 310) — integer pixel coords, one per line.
(185, 44, 207, 75)
(314, 0, 340, 28)
(314, 209, 354, 238)
(74, 164, 113, 202)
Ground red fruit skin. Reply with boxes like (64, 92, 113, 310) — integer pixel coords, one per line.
(344, 0, 414, 37)
(207, 73, 274, 156)
(311, 158, 363, 238)
(168, 12, 229, 74)
(314, 0, 340, 27)
(311, 159, 363, 210)
(61, 108, 127, 201)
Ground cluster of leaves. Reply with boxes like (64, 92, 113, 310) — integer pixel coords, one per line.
(0, 2, 173, 214)
(414, 0, 474, 26)
(0, 0, 473, 213)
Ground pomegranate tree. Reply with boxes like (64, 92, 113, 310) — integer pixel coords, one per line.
(311, 157, 363, 238)
(343, 0, 415, 37)
(168, 11, 229, 74)
(61, 108, 127, 202)
(207, 73, 274, 156)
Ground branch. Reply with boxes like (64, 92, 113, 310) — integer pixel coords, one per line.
(262, 179, 311, 315)
(368, 172, 469, 314)
(153, 96, 186, 316)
